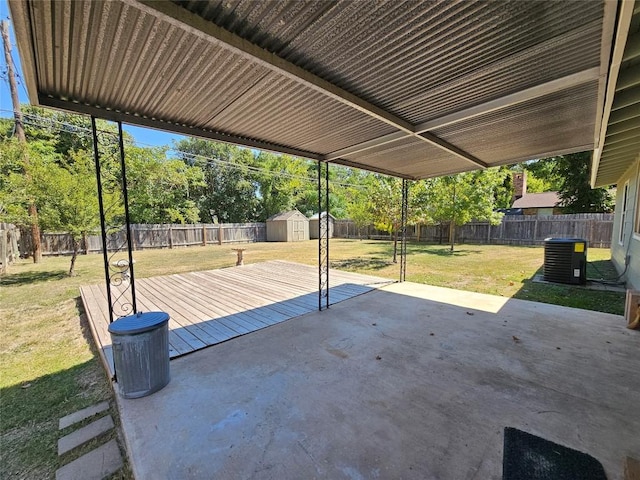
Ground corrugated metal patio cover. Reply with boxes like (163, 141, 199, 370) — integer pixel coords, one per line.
(9, 0, 619, 179)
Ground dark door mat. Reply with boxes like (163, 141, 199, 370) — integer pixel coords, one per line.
(503, 427, 607, 480)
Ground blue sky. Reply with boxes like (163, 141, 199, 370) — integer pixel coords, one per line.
(0, 0, 184, 148)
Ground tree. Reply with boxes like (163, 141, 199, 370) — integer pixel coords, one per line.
(369, 175, 409, 263)
(1, 143, 111, 276)
(410, 180, 434, 241)
(522, 158, 563, 192)
(420, 169, 505, 251)
(253, 152, 312, 220)
(345, 180, 374, 240)
(0, 139, 32, 225)
(551, 152, 614, 213)
(125, 146, 205, 224)
(519, 153, 614, 212)
(174, 139, 260, 222)
(295, 163, 349, 219)
(523, 173, 552, 194)
(2, 21, 42, 262)
(30, 150, 105, 275)
(493, 166, 514, 209)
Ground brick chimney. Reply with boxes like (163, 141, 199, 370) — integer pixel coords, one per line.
(512, 171, 527, 202)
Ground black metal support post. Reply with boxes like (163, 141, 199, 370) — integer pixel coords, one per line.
(93, 117, 138, 322)
(400, 178, 409, 282)
(318, 162, 330, 310)
(117, 121, 137, 314)
(92, 117, 114, 322)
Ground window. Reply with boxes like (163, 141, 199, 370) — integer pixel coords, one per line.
(620, 181, 629, 245)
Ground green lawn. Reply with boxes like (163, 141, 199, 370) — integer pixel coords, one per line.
(0, 240, 625, 478)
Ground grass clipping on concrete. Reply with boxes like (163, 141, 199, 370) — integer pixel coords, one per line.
(0, 240, 625, 478)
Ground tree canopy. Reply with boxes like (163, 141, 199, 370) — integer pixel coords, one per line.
(419, 169, 506, 250)
(551, 152, 614, 213)
(515, 152, 613, 213)
(1, 105, 616, 270)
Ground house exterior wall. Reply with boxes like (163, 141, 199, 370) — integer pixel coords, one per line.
(536, 207, 554, 217)
(522, 207, 563, 216)
(611, 156, 640, 290)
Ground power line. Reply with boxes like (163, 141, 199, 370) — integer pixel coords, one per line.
(8, 49, 28, 98)
(3, 111, 370, 189)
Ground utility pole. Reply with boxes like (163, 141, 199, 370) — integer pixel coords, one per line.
(2, 20, 41, 262)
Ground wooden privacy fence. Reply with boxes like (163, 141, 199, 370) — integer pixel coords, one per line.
(334, 214, 615, 248)
(33, 223, 266, 256)
(19, 214, 614, 256)
(0, 223, 20, 273)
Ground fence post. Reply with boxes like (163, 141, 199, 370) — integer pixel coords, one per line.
(168, 225, 173, 249)
(10, 228, 18, 261)
(218, 224, 223, 245)
(131, 224, 137, 251)
(0, 228, 6, 274)
(533, 217, 538, 243)
(202, 224, 207, 246)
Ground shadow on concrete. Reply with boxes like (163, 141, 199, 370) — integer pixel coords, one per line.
(156, 282, 387, 362)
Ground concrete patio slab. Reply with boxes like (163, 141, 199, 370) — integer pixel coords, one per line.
(116, 282, 639, 480)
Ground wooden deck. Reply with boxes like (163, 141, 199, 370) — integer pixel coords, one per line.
(80, 260, 392, 375)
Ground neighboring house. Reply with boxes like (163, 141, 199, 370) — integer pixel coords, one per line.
(511, 192, 563, 217)
(265, 210, 309, 242)
(510, 172, 562, 216)
(591, 4, 640, 291)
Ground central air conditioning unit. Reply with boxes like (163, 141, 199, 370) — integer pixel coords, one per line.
(543, 238, 587, 285)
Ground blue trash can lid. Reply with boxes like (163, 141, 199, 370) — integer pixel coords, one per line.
(108, 311, 170, 335)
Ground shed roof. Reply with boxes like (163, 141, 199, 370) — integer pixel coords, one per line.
(8, 0, 625, 180)
(591, 0, 640, 187)
(309, 212, 336, 220)
(266, 210, 307, 222)
(512, 192, 561, 209)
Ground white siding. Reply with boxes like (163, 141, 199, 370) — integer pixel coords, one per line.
(611, 157, 640, 290)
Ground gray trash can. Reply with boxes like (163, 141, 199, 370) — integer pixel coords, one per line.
(108, 311, 170, 399)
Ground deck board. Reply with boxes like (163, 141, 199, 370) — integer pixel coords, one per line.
(80, 260, 392, 376)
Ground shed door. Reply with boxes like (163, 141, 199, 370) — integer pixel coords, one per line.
(293, 220, 305, 241)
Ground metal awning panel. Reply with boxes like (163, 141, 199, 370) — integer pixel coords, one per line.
(432, 82, 599, 167)
(202, 74, 397, 154)
(9, 0, 622, 179)
(395, 22, 604, 124)
(178, 0, 604, 120)
(339, 137, 472, 179)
